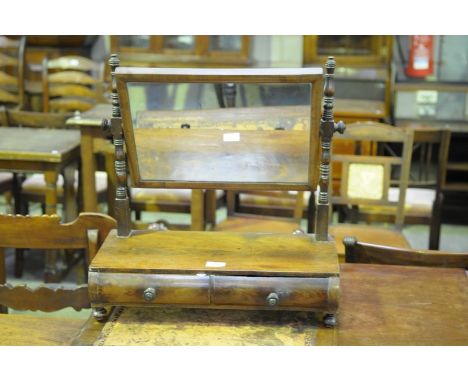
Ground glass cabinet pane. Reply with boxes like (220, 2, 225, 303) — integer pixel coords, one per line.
(118, 35, 150, 49)
(125, 82, 312, 184)
(163, 36, 195, 50)
(209, 36, 242, 52)
(317, 36, 373, 56)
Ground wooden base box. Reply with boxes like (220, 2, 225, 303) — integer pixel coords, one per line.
(88, 230, 340, 326)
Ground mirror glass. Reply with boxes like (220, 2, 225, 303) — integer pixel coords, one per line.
(125, 82, 312, 184)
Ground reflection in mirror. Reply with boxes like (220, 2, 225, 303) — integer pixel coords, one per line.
(126, 82, 312, 185)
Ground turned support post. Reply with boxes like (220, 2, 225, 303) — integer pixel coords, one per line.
(102, 54, 131, 237)
(316, 57, 346, 241)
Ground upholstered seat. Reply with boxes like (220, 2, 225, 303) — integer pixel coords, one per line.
(359, 187, 436, 220)
(0, 172, 13, 184)
(22, 171, 107, 196)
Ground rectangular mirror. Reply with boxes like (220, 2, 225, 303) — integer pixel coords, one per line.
(116, 68, 323, 190)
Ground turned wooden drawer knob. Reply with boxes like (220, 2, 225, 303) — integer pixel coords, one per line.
(266, 292, 279, 306)
(143, 287, 156, 301)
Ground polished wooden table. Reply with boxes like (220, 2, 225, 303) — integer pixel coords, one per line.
(0, 314, 87, 346)
(65, 104, 115, 214)
(0, 127, 80, 281)
(69, 263, 468, 346)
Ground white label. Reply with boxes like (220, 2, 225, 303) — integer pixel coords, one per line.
(416, 90, 438, 104)
(205, 261, 226, 268)
(223, 132, 240, 142)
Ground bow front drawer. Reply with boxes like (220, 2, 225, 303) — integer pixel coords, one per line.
(211, 276, 338, 311)
(89, 272, 210, 306)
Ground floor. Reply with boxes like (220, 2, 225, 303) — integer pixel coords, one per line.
(1, 194, 468, 321)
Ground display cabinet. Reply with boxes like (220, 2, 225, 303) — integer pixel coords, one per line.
(88, 55, 345, 327)
(110, 35, 251, 68)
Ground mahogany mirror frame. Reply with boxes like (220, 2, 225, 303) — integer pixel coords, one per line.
(115, 67, 323, 191)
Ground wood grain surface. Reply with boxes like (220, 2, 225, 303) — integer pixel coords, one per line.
(89, 230, 339, 277)
(0, 314, 87, 346)
(0, 127, 80, 162)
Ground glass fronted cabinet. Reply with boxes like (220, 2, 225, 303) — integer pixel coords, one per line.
(110, 35, 251, 67)
(303, 35, 392, 67)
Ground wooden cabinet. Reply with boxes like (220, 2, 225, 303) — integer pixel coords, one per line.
(303, 35, 392, 67)
(110, 35, 251, 68)
(304, 35, 393, 122)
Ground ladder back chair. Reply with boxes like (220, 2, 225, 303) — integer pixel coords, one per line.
(329, 122, 415, 258)
(0, 36, 25, 109)
(42, 55, 104, 113)
(0, 213, 116, 314)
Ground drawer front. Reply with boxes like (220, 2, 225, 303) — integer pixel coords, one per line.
(211, 276, 337, 311)
(89, 272, 210, 306)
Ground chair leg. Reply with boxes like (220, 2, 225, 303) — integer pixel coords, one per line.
(135, 210, 142, 221)
(0, 248, 8, 313)
(429, 192, 444, 250)
(14, 182, 28, 279)
(307, 191, 316, 233)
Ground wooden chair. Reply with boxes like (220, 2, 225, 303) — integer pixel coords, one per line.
(356, 127, 451, 250)
(131, 188, 224, 230)
(329, 122, 414, 258)
(214, 190, 305, 233)
(42, 55, 103, 113)
(0, 213, 116, 315)
(343, 236, 468, 269)
(0, 108, 109, 277)
(0, 36, 25, 109)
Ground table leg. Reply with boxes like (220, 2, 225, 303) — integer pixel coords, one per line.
(63, 162, 78, 222)
(44, 170, 59, 283)
(0, 248, 7, 313)
(204, 190, 217, 229)
(191, 190, 205, 231)
(80, 132, 98, 212)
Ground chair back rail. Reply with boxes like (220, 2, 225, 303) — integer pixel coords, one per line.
(343, 237, 468, 268)
(42, 55, 103, 113)
(0, 213, 116, 312)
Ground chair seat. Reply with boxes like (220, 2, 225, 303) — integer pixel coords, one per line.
(215, 216, 301, 233)
(240, 191, 311, 209)
(330, 224, 411, 258)
(0, 172, 13, 190)
(0, 314, 86, 346)
(0, 172, 13, 183)
(359, 188, 436, 218)
(131, 188, 224, 204)
(22, 171, 107, 196)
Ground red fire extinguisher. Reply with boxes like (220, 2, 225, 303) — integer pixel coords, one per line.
(405, 35, 434, 77)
